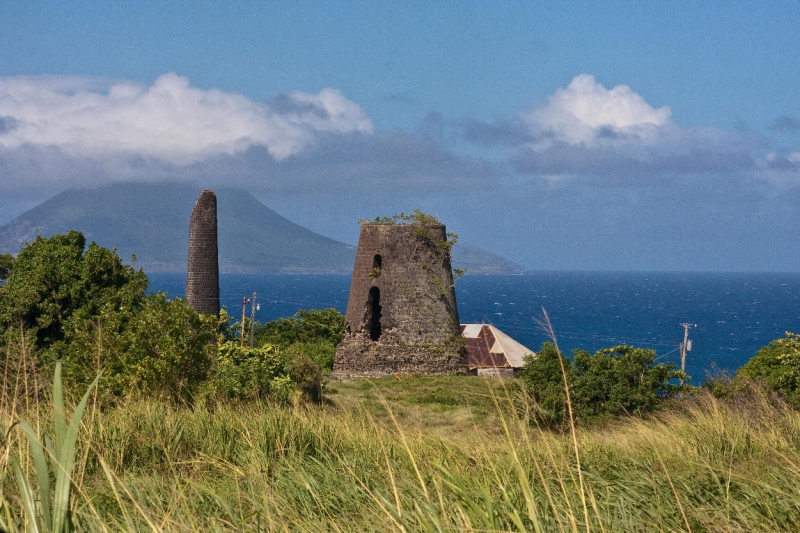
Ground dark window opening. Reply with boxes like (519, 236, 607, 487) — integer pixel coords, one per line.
(370, 254, 382, 278)
(366, 286, 382, 341)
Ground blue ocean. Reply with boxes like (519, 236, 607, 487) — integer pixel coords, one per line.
(148, 272, 800, 383)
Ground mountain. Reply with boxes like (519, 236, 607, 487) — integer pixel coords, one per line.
(450, 244, 527, 274)
(0, 182, 527, 274)
(0, 183, 354, 272)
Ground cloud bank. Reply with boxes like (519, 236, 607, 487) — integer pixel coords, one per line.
(2, 71, 799, 271)
(0, 73, 497, 196)
(0, 73, 373, 163)
(460, 74, 769, 181)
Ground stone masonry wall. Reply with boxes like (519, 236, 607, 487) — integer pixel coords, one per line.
(333, 332, 467, 379)
(185, 190, 220, 316)
(333, 222, 467, 378)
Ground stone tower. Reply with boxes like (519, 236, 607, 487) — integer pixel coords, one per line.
(186, 189, 220, 316)
(332, 220, 467, 378)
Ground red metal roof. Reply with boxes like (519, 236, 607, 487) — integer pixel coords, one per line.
(462, 324, 508, 368)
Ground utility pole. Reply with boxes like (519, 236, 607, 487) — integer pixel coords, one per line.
(240, 295, 250, 347)
(679, 323, 696, 385)
(249, 292, 258, 348)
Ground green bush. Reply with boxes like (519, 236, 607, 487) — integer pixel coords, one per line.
(284, 348, 323, 402)
(206, 341, 287, 401)
(0, 232, 343, 406)
(737, 332, 800, 407)
(0, 231, 148, 366)
(702, 363, 736, 398)
(572, 345, 684, 418)
(253, 308, 345, 349)
(520, 342, 685, 427)
(0, 231, 229, 404)
(268, 374, 295, 404)
(63, 293, 221, 404)
(205, 341, 326, 404)
(285, 340, 337, 370)
(519, 342, 571, 426)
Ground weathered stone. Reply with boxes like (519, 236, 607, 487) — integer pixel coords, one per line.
(185, 190, 219, 316)
(332, 222, 468, 378)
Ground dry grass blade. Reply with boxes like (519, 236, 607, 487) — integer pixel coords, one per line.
(534, 307, 591, 533)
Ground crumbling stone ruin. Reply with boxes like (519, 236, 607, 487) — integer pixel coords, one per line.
(332, 215, 468, 378)
(186, 190, 220, 316)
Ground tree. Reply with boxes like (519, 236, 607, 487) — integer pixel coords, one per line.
(253, 308, 345, 348)
(572, 345, 684, 418)
(737, 332, 800, 407)
(520, 342, 686, 427)
(0, 231, 148, 365)
(0, 253, 12, 281)
(519, 342, 572, 427)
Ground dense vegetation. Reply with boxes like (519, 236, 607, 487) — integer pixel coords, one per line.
(519, 342, 686, 427)
(0, 231, 340, 405)
(702, 331, 800, 409)
(252, 308, 345, 372)
(3, 231, 800, 531)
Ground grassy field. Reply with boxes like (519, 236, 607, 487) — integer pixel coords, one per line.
(3, 372, 800, 532)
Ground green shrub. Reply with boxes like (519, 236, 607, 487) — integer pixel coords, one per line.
(206, 341, 287, 401)
(120, 294, 221, 403)
(61, 293, 220, 403)
(284, 348, 323, 402)
(519, 341, 571, 427)
(572, 345, 684, 418)
(703, 363, 736, 398)
(520, 342, 685, 427)
(737, 332, 800, 407)
(253, 308, 345, 348)
(268, 374, 296, 404)
(284, 340, 336, 370)
(0, 232, 225, 404)
(0, 232, 342, 406)
(0, 231, 148, 366)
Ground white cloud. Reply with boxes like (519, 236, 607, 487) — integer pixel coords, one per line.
(0, 73, 373, 164)
(523, 74, 673, 146)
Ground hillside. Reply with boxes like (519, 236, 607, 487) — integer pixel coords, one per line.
(0, 183, 527, 274)
(0, 183, 355, 273)
(450, 243, 526, 274)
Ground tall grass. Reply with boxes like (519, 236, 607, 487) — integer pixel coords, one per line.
(2, 333, 800, 530)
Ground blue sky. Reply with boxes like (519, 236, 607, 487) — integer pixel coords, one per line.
(1, 1, 799, 270)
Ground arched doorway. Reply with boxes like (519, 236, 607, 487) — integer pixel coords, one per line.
(366, 286, 382, 341)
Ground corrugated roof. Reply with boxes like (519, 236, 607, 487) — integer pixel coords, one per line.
(460, 324, 535, 369)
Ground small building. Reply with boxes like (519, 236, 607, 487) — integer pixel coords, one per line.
(460, 324, 535, 377)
